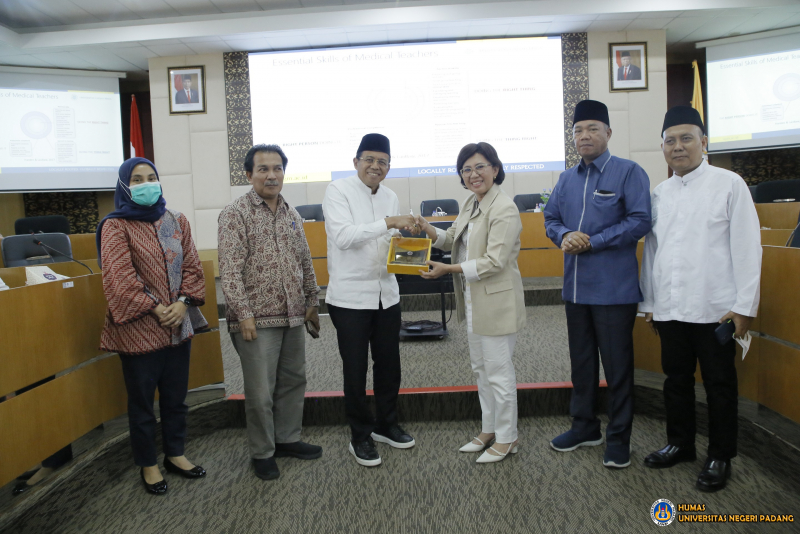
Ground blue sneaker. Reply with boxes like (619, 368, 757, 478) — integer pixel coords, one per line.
(550, 430, 604, 452)
(603, 444, 631, 468)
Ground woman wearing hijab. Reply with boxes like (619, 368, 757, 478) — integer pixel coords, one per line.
(416, 142, 526, 463)
(96, 158, 208, 495)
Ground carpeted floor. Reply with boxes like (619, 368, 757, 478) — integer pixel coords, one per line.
(221, 305, 599, 395)
(4, 412, 799, 534)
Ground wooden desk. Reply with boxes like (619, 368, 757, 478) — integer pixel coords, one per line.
(0, 260, 223, 487)
(756, 202, 800, 229)
(633, 245, 800, 424)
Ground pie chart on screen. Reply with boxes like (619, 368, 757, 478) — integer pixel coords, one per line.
(773, 72, 800, 102)
(20, 111, 52, 139)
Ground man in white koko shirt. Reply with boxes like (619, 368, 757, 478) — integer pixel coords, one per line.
(322, 133, 418, 467)
(639, 106, 761, 493)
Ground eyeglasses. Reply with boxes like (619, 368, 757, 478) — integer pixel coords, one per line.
(459, 163, 494, 177)
(358, 157, 389, 168)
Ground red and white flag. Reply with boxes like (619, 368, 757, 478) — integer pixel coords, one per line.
(130, 95, 144, 158)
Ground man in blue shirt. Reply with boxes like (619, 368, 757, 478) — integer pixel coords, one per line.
(544, 99, 651, 468)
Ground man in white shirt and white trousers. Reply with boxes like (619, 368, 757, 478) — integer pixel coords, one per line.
(322, 133, 418, 467)
(639, 106, 761, 492)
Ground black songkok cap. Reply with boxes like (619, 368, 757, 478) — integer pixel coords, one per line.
(357, 133, 390, 156)
(573, 99, 610, 127)
(621, 51, 631, 57)
(662, 106, 705, 135)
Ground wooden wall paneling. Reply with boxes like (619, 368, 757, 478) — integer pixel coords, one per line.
(755, 202, 800, 230)
(757, 337, 800, 424)
(199, 260, 219, 329)
(518, 249, 564, 278)
(187, 330, 224, 389)
(759, 246, 800, 346)
(0, 355, 128, 488)
(519, 212, 558, 249)
(0, 274, 106, 397)
(0, 193, 26, 238)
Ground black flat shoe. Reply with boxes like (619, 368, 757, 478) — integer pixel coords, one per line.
(644, 444, 696, 469)
(164, 457, 206, 479)
(12, 481, 34, 497)
(696, 457, 731, 492)
(140, 469, 168, 495)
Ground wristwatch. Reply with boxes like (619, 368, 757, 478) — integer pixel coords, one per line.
(178, 296, 191, 307)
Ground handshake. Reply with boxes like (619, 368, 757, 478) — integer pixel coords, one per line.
(385, 214, 433, 237)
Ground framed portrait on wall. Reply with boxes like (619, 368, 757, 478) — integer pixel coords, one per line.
(168, 65, 206, 115)
(609, 43, 648, 92)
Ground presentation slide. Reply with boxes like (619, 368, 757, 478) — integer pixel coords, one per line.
(249, 37, 565, 183)
(0, 73, 123, 192)
(707, 47, 800, 152)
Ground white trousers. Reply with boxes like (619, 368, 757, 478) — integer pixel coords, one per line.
(466, 329, 519, 443)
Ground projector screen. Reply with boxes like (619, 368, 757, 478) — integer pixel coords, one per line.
(706, 32, 800, 153)
(0, 71, 124, 192)
(249, 37, 565, 183)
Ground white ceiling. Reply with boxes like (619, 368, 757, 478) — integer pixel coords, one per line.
(0, 0, 799, 75)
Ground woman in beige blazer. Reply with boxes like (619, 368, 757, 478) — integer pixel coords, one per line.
(417, 142, 526, 463)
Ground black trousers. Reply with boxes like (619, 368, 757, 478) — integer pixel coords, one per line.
(565, 302, 638, 447)
(119, 342, 191, 467)
(654, 321, 738, 460)
(328, 303, 402, 442)
(41, 445, 73, 469)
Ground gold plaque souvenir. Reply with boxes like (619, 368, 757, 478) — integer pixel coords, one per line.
(386, 237, 432, 275)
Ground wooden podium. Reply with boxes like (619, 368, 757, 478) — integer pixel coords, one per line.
(0, 259, 224, 488)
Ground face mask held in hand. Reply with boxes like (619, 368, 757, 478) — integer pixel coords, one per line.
(130, 182, 162, 206)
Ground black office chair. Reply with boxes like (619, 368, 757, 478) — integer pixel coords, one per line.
(748, 185, 757, 201)
(420, 199, 459, 217)
(513, 194, 543, 212)
(1, 233, 73, 268)
(15, 215, 71, 235)
(754, 179, 800, 204)
(295, 204, 324, 222)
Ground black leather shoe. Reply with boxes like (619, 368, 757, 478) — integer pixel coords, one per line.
(371, 426, 416, 449)
(644, 444, 696, 469)
(253, 457, 280, 480)
(164, 457, 206, 479)
(349, 438, 382, 467)
(140, 469, 168, 495)
(696, 457, 731, 492)
(274, 441, 323, 460)
(12, 481, 34, 497)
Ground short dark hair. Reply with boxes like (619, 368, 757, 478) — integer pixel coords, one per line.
(244, 144, 288, 173)
(456, 142, 505, 188)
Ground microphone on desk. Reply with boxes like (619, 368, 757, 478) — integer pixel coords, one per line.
(31, 236, 95, 275)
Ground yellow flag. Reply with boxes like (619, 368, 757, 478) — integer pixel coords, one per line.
(691, 60, 704, 124)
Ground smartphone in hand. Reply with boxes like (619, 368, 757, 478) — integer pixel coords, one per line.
(714, 319, 735, 345)
(305, 320, 320, 339)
